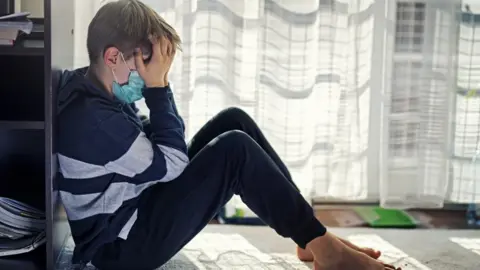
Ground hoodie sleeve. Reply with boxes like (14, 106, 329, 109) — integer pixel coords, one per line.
(93, 85, 188, 184)
(142, 85, 187, 153)
(130, 84, 184, 138)
(165, 84, 185, 132)
(137, 84, 185, 137)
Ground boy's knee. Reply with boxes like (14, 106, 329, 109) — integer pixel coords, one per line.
(219, 130, 251, 144)
(210, 130, 256, 152)
(220, 107, 252, 122)
(212, 131, 260, 164)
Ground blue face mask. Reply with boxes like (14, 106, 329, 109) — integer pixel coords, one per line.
(112, 53, 145, 104)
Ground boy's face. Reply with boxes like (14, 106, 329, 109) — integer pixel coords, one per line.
(103, 46, 151, 85)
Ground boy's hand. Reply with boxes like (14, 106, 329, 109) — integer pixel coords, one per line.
(134, 36, 175, 88)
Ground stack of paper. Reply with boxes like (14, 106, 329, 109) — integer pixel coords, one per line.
(0, 197, 45, 256)
(0, 12, 33, 46)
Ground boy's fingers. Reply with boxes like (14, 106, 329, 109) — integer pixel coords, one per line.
(134, 48, 146, 73)
(149, 34, 159, 45)
(168, 42, 174, 57)
(151, 36, 162, 58)
(166, 42, 171, 56)
(160, 36, 169, 57)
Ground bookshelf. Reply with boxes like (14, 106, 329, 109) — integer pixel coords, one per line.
(0, 0, 74, 269)
(0, 46, 45, 56)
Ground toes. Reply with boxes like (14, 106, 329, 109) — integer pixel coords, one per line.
(340, 238, 381, 259)
(363, 248, 381, 259)
(380, 261, 397, 269)
(383, 263, 400, 270)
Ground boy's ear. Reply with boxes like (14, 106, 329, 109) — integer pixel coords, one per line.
(103, 47, 120, 68)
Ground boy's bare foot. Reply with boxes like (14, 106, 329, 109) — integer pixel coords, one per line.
(296, 246, 314, 261)
(297, 237, 381, 261)
(306, 232, 400, 270)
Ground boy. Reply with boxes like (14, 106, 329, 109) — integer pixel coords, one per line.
(57, 1, 398, 269)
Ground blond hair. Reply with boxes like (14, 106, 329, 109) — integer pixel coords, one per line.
(87, 0, 181, 63)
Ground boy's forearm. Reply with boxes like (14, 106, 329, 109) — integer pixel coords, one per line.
(143, 85, 187, 153)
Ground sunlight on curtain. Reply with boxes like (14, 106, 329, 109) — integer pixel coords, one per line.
(72, 0, 480, 208)
(451, 1, 480, 203)
(380, 1, 459, 208)
(138, 0, 376, 203)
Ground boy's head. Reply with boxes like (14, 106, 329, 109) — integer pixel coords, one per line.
(87, 0, 180, 85)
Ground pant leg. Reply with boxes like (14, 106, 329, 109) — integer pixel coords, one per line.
(91, 131, 326, 270)
(188, 107, 297, 190)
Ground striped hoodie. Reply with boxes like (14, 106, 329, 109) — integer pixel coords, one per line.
(56, 67, 188, 264)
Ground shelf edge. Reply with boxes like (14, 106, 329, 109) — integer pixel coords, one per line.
(0, 121, 45, 130)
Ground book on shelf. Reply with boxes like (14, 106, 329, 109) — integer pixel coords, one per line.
(0, 39, 13, 46)
(0, 197, 46, 257)
(0, 12, 30, 21)
(0, 12, 34, 47)
(0, 28, 17, 46)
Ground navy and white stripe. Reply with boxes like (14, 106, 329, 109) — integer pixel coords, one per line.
(56, 68, 188, 263)
(58, 134, 187, 220)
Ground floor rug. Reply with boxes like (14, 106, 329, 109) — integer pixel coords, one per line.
(57, 232, 310, 269)
(56, 225, 480, 270)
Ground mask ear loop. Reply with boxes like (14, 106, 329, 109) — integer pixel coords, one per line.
(111, 52, 129, 83)
(120, 52, 134, 82)
(119, 52, 128, 66)
(111, 68, 119, 82)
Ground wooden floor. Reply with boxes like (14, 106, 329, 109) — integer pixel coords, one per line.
(312, 206, 469, 229)
(209, 205, 470, 229)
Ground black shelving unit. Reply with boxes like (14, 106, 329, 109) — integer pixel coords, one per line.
(0, 1, 73, 269)
(0, 46, 45, 56)
(0, 23, 48, 270)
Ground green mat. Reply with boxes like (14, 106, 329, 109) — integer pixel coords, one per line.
(354, 207, 417, 228)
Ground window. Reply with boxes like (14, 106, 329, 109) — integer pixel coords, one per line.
(319, 0, 334, 7)
(395, 2, 426, 53)
(389, 121, 419, 157)
(391, 62, 422, 113)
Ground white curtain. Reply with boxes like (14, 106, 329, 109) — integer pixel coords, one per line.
(73, 0, 480, 209)
(454, 0, 480, 204)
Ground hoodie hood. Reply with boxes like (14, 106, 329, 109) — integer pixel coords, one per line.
(57, 67, 114, 115)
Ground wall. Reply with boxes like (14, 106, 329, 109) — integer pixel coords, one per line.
(72, 0, 116, 68)
(51, 0, 75, 69)
(15, 0, 44, 17)
(73, 0, 97, 68)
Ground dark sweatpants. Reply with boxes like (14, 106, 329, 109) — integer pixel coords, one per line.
(91, 107, 326, 270)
